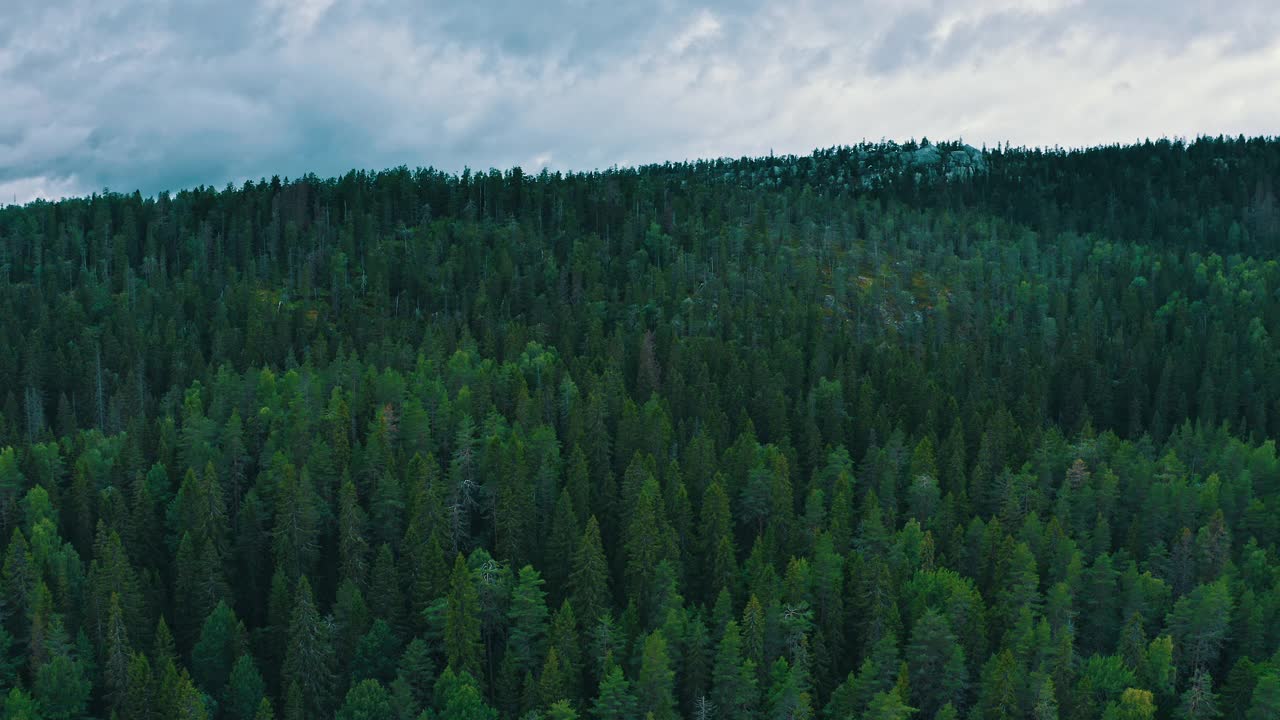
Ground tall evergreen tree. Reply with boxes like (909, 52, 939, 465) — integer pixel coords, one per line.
(281, 577, 336, 718)
(444, 553, 483, 680)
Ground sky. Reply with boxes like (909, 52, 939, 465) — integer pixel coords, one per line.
(2, 0, 1278, 204)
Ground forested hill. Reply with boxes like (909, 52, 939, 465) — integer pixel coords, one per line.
(0, 136, 1278, 719)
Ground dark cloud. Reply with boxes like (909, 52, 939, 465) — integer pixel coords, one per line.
(2, 0, 1277, 203)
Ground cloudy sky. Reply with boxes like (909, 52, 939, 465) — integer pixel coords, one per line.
(2, 0, 1278, 204)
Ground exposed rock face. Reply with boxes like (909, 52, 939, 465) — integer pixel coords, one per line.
(706, 140, 990, 193)
(946, 145, 986, 179)
(853, 142, 989, 187)
(911, 145, 942, 166)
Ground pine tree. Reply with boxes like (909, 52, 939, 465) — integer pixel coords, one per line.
(741, 594, 767, 673)
(539, 646, 571, 709)
(283, 681, 304, 720)
(1178, 669, 1219, 720)
(1102, 687, 1155, 720)
(436, 667, 497, 720)
(548, 600, 583, 704)
(712, 619, 759, 720)
(976, 649, 1022, 720)
(570, 516, 610, 629)
(253, 698, 276, 720)
(281, 577, 336, 718)
(1031, 674, 1059, 720)
(594, 663, 639, 720)
(190, 600, 246, 698)
(1, 529, 34, 630)
(333, 577, 371, 678)
(0, 621, 17, 695)
(0, 447, 25, 537)
(905, 609, 966, 717)
(226, 654, 266, 720)
(1168, 580, 1233, 674)
(700, 477, 738, 602)
(637, 631, 679, 720)
(103, 591, 133, 711)
(367, 543, 404, 629)
(444, 553, 483, 679)
(680, 613, 713, 715)
(272, 464, 320, 582)
(547, 699, 579, 720)
(351, 618, 400, 685)
(508, 565, 549, 675)
(392, 636, 436, 716)
(625, 476, 677, 619)
(337, 679, 393, 720)
(337, 478, 370, 586)
(32, 618, 92, 720)
(863, 685, 916, 720)
(121, 651, 154, 720)
(1249, 671, 1280, 720)
(545, 488, 579, 601)
(3, 687, 43, 720)
(371, 471, 405, 550)
(87, 523, 144, 650)
(329, 390, 353, 477)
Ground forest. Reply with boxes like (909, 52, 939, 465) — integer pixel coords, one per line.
(0, 135, 1279, 719)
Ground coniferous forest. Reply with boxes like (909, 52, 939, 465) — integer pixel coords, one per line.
(2, 136, 1280, 720)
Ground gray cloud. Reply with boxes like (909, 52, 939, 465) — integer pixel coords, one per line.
(2, 0, 1278, 203)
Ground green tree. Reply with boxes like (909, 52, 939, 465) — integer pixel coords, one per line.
(103, 591, 133, 711)
(0, 448, 26, 536)
(1102, 688, 1157, 720)
(1168, 581, 1233, 674)
(712, 619, 759, 720)
(33, 647, 91, 720)
(624, 477, 677, 619)
(1, 688, 42, 720)
(337, 679, 393, 720)
(593, 663, 639, 720)
(121, 651, 153, 720)
(391, 636, 436, 716)
(545, 489, 579, 600)
(367, 543, 404, 629)
(351, 618, 400, 685)
(1178, 669, 1219, 720)
(272, 464, 321, 582)
(766, 657, 813, 720)
(570, 516, 610, 628)
(190, 600, 246, 697)
(637, 631, 678, 720)
(337, 478, 370, 586)
(539, 646, 572, 709)
(864, 686, 916, 720)
(975, 650, 1022, 720)
(436, 667, 497, 720)
(253, 698, 275, 720)
(1249, 671, 1280, 720)
(25, 616, 85, 717)
(507, 565, 549, 675)
(444, 553, 483, 679)
(905, 609, 966, 717)
(282, 577, 336, 718)
(226, 655, 266, 720)
(548, 600, 583, 704)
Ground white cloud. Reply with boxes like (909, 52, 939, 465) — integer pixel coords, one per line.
(261, 0, 337, 42)
(669, 10, 722, 54)
(0, 175, 86, 206)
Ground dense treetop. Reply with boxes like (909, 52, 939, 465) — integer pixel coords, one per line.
(0, 136, 1278, 719)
